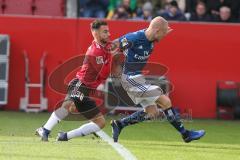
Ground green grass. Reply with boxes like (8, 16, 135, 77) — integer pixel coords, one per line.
(0, 111, 240, 160)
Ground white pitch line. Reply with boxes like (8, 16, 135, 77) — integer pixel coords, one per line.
(96, 130, 138, 160)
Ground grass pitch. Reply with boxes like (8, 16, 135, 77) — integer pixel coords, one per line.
(0, 111, 240, 160)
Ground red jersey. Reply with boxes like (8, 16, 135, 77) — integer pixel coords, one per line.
(76, 41, 112, 89)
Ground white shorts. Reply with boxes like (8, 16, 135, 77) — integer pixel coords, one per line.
(121, 74, 163, 108)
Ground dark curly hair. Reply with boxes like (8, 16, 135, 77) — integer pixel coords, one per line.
(90, 20, 108, 30)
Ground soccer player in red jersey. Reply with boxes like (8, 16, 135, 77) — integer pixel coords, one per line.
(36, 20, 117, 141)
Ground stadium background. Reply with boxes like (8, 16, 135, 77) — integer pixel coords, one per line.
(0, 0, 240, 119)
(0, 1, 240, 160)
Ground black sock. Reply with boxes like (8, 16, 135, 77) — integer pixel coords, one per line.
(119, 110, 149, 128)
(164, 107, 186, 134)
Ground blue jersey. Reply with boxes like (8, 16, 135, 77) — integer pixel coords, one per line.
(119, 29, 154, 75)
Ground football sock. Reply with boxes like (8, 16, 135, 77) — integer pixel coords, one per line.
(119, 110, 149, 128)
(43, 112, 60, 131)
(164, 107, 186, 134)
(44, 107, 68, 131)
(67, 122, 101, 139)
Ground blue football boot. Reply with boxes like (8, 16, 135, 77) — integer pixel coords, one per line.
(182, 130, 206, 143)
(56, 132, 68, 141)
(111, 120, 123, 142)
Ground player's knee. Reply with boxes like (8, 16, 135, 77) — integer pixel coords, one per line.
(62, 100, 74, 111)
(92, 114, 105, 129)
(55, 105, 70, 120)
(155, 95, 172, 109)
(97, 118, 106, 129)
(144, 106, 159, 119)
(148, 112, 158, 119)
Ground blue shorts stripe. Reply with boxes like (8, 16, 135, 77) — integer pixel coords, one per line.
(127, 75, 147, 91)
(126, 75, 147, 92)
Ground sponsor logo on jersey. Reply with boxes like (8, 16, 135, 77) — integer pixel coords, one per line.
(96, 56, 104, 64)
(134, 51, 150, 60)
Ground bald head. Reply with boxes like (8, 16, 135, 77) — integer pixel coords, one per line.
(149, 16, 168, 30)
(145, 16, 171, 42)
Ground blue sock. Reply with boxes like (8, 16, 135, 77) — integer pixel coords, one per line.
(119, 110, 149, 128)
(164, 107, 186, 134)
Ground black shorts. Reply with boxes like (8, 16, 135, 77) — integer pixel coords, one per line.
(67, 78, 100, 119)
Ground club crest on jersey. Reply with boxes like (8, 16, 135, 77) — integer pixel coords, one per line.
(121, 38, 128, 47)
(96, 56, 104, 64)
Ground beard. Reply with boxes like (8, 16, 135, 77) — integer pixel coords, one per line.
(100, 38, 109, 45)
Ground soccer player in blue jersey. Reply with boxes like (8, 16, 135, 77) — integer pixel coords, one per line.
(111, 16, 205, 143)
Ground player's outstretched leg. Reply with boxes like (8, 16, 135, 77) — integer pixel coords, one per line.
(111, 109, 152, 142)
(35, 99, 71, 141)
(56, 113, 105, 141)
(156, 95, 205, 143)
